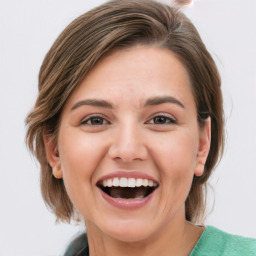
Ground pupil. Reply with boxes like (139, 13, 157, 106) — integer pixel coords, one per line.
(91, 118, 103, 125)
(154, 116, 166, 124)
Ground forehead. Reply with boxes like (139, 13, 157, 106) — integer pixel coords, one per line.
(64, 46, 195, 110)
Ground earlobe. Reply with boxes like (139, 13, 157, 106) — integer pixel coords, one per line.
(43, 133, 62, 179)
(52, 163, 63, 179)
(194, 117, 211, 177)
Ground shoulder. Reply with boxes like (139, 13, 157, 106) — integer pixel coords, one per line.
(61, 227, 256, 256)
(62, 233, 89, 256)
(190, 225, 256, 256)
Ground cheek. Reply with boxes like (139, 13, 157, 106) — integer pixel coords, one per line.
(57, 129, 108, 199)
(57, 130, 107, 215)
(150, 132, 198, 215)
(59, 130, 104, 172)
(151, 131, 198, 176)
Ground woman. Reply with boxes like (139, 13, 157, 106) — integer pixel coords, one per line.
(25, 0, 256, 255)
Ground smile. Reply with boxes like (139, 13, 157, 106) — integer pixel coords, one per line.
(97, 177, 158, 199)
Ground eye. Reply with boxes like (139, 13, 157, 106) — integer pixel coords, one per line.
(81, 116, 110, 125)
(147, 115, 176, 125)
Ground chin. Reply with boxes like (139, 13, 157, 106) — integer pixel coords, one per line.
(107, 227, 153, 243)
(98, 218, 156, 243)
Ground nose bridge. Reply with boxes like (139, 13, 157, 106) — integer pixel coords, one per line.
(108, 118, 147, 162)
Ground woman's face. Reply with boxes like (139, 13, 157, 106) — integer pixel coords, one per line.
(46, 46, 210, 242)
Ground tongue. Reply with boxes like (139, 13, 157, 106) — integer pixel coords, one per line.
(109, 187, 149, 199)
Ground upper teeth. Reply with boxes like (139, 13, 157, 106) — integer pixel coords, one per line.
(102, 178, 157, 188)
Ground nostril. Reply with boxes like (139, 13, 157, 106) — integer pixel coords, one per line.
(108, 143, 148, 162)
(107, 127, 148, 162)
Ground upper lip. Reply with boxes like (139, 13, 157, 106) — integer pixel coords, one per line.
(97, 171, 159, 184)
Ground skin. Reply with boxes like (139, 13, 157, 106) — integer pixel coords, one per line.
(45, 46, 211, 256)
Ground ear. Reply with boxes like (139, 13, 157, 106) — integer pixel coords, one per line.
(43, 133, 63, 179)
(194, 117, 211, 177)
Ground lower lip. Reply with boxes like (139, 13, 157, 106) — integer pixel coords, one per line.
(99, 188, 156, 210)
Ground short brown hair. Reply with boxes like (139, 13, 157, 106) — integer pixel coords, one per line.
(26, 0, 224, 223)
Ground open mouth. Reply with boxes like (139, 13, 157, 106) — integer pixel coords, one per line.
(97, 177, 158, 199)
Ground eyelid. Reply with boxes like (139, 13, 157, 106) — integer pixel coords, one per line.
(81, 114, 110, 125)
(146, 112, 177, 124)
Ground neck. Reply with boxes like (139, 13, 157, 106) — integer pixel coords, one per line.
(86, 213, 204, 256)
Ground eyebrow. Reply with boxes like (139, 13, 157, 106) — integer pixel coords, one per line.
(71, 99, 113, 111)
(71, 96, 185, 111)
(144, 96, 185, 108)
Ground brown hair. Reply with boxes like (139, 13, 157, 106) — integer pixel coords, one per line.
(26, 0, 224, 223)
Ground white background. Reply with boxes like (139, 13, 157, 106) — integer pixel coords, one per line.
(0, 0, 255, 255)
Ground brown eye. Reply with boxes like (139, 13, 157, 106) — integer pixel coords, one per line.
(81, 116, 109, 125)
(91, 117, 104, 125)
(153, 116, 176, 124)
(153, 116, 167, 124)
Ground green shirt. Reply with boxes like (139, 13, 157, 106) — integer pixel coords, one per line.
(63, 226, 256, 256)
(190, 226, 256, 256)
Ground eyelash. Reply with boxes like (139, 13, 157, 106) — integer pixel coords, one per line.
(146, 114, 176, 125)
(81, 114, 176, 126)
(81, 115, 110, 126)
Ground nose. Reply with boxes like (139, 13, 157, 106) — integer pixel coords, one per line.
(108, 122, 148, 162)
